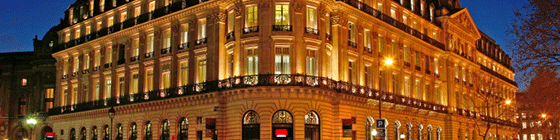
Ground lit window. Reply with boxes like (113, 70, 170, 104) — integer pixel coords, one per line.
(306, 6, 317, 29)
(198, 19, 207, 40)
(149, 1, 155, 12)
(404, 46, 410, 63)
(163, 29, 171, 49)
(227, 52, 234, 77)
(275, 47, 290, 74)
(146, 69, 153, 92)
(134, 7, 141, 17)
(108, 17, 114, 27)
(348, 22, 355, 43)
(105, 78, 112, 99)
(305, 50, 317, 76)
(21, 78, 27, 86)
(181, 24, 189, 44)
(378, 36, 384, 53)
(390, 9, 396, 19)
(45, 88, 54, 110)
(106, 47, 112, 63)
(274, 4, 290, 26)
(130, 73, 139, 94)
(415, 51, 421, 67)
(75, 29, 81, 39)
(147, 34, 154, 53)
(246, 5, 258, 27)
(197, 59, 207, 83)
(415, 80, 421, 99)
(348, 61, 356, 84)
(94, 50, 101, 67)
(120, 12, 127, 22)
(72, 86, 78, 104)
(179, 61, 188, 86)
(94, 81, 100, 100)
(365, 66, 372, 87)
(434, 58, 439, 75)
(227, 11, 234, 33)
(86, 26, 91, 35)
(364, 30, 371, 49)
(161, 64, 171, 89)
(404, 77, 411, 97)
(73, 56, 80, 73)
(100, 0, 105, 12)
(118, 76, 125, 97)
(132, 38, 139, 57)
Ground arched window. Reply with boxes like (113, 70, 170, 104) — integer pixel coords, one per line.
(243, 110, 260, 140)
(41, 126, 53, 140)
(406, 123, 413, 140)
(394, 121, 402, 140)
(15, 128, 28, 140)
(130, 122, 137, 140)
(70, 128, 77, 140)
(418, 124, 423, 140)
(178, 118, 188, 140)
(161, 119, 170, 140)
(304, 111, 320, 140)
(81, 127, 87, 140)
(103, 125, 109, 140)
(272, 110, 293, 140)
(116, 124, 123, 140)
(366, 117, 375, 140)
(145, 121, 152, 140)
(437, 127, 442, 140)
(427, 125, 433, 140)
(92, 126, 98, 140)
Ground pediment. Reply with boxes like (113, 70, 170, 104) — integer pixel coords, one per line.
(449, 8, 481, 39)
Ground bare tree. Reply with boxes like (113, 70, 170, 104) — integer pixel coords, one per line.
(508, 0, 560, 83)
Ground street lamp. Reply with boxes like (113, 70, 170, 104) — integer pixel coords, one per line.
(400, 134, 406, 140)
(541, 114, 547, 118)
(26, 118, 37, 140)
(505, 99, 511, 105)
(371, 129, 378, 136)
(108, 107, 116, 140)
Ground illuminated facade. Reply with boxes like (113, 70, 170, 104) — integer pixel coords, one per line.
(48, 0, 519, 140)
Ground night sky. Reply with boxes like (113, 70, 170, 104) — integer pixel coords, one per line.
(0, 0, 528, 86)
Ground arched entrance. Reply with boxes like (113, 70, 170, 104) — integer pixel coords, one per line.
(15, 127, 28, 140)
(40, 126, 53, 140)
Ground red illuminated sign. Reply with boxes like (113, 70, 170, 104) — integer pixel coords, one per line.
(46, 132, 55, 138)
(275, 129, 287, 138)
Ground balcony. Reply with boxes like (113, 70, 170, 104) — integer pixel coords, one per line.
(49, 74, 450, 116)
(130, 56, 139, 62)
(178, 42, 189, 50)
(415, 66, 421, 71)
(104, 63, 112, 68)
(62, 74, 68, 79)
(161, 47, 171, 54)
(335, 0, 445, 51)
(364, 47, 372, 54)
(195, 38, 207, 45)
(226, 31, 235, 41)
(304, 27, 320, 35)
(82, 69, 89, 74)
(404, 62, 411, 67)
(145, 52, 154, 58)
(243, 26, 259, 34)
(117, 59, 125, 65)
(93, 66, 100, 71)
(348, 41, 357, 48)
(480, 64, 518, 86)
(425, 70, 431, 75)
(272, 25, 292, 31)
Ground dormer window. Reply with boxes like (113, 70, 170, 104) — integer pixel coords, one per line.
(100, 0, 105, 12)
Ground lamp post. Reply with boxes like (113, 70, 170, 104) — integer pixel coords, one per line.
(496, 99, 512, 139)
(400, 134, 406, 140)
(108, 107, 116, 140)
(26, 118, 37, 140)
(379, 58, 394, 119)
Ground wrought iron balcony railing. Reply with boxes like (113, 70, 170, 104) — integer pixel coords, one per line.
(305, 27, 320, 35)
(178, 42, 189, 50)
(243, 26, 259, 34)
(195, 38, 207, 45)
(272, 25, 292, 31)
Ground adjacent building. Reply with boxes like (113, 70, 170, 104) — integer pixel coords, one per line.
(0, 27, 59, 140)
(46, 0, 519, 140)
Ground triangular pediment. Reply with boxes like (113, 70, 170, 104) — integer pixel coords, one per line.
(449, 8, 481, 39)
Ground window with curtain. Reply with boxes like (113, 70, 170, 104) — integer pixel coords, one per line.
(145, 121, 152, 140)
(161, 119, 170, 140)
(105, 78, 112, 99)
(146, 69, 153, 91)
(198, 19, 207, 40)
(247, 48, 258, 75)
(180, 61, 188, 86)
(197, 59, 207, 83)
(246, 5, 258, 27)
(274, 4, 290, 26)
(275, 47, 290, 74)
(306, 6, 317, 29)
(130, 122, 137, 140)
(305, 50, 317, 76)
(179, 118, 188, 140)
(162, 64, 171, 89)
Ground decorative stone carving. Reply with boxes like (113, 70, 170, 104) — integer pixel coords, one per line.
(154, 30, 161, 37)
(292, 2, 304, 13)
(212, 12, 227, 23)
(356, 25, 363, 32)
(189, 20, 196, 28)
(331, 15, 347, 26)
(259, 3, 270, 11)
(234, 5, 243, 17)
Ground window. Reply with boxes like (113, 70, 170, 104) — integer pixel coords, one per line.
(306, 6, 317, 29)
(120, 12, 127, 22)
(72, 86, 78, 105)
(45, 88, 54, 110)
(18, 97, 26, 115)
(404, 77, 411, 97)
(75, 29, 81, 39)
(84, 54, 90, 70)
(73, 56, 79, 73)
(228, 11, 234, 33)
(132, 39, 139, 57)
(348, 22, 356, 43)
(392, 74, 398, 94)
(103, 125, 109, 140)
(394, 121, 402, 140)
(131, 73, 139, 94)
(65, 33, 71, 43)
(92, 126, 98, 140)
(118, 76, 125, 97)
(415, 79, 421, 99)
(94, 82, 100, 100)
(436, 127, 442, 140)
(180, 61, 188, 86)
(427, 125, 433, 140)
(434, 58, 439, 75)
(99, 0, 105, 12)
(379, 70, 385, 91)
(134, 6, 141, 17)
(404, 46, 410, 63)
(116, 124, 123, 140)
(306, 50, 317, 76)
(365, 66, 372, 87)
(275, 4, 290, 26)
(272, 110, 293, 139)
(227, 52, 234, 77)
(366, 117, 374, 140)
(106, 47, 112, 64)
(304, 111, 320, 140)
(86, 25, 91, 35)
(462, 68, 466, 82)
(197, 59, 206, 83)
(161, 119, 170, 140)
(415, 51, 420, 67)
(243, 111, 260, 140)
(247, 48, 258, 75)
(435, 86, 441, 104)
(378, 36, 385, 53)
(390, 9, 396, 18)
(149, 1, 155, 12)
(364, 30, 371, 49)
(105, 78, 111, 99)
(162, 64, 171, 89)
(147, 34, 154, 54)
(82, 84, 88, 102)
(348, 61, 356, 84)
(275, 47, 290, 74)
(377, 3, 383, 11)
(21, 78, 27, 86)
(163, 29, 171, 49)
(108, 17, 114, 27)
(145, 121, 152, 140)
(146, 69, 153, 92)
(454, 65, 459, 79)
(425, 84, 431, 102)
(181, 24, 189, 44)
(425, 56, 430, 72)
(130, 123, 137, 140)
(325, 14, 331, 35)
(179, 118, 188, 140)
(70, 128, 76, 140)
(246, 5, 258, 27)
(198, 19, 207, 40)
(95, 50, 101, 67)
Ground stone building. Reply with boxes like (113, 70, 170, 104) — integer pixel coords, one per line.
(48, 0, 518, 140)
(0, 27, 59, 140)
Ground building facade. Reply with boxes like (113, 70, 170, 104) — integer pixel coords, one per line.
(48, 0, 518, 140)
(0, 29, 58, 140)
